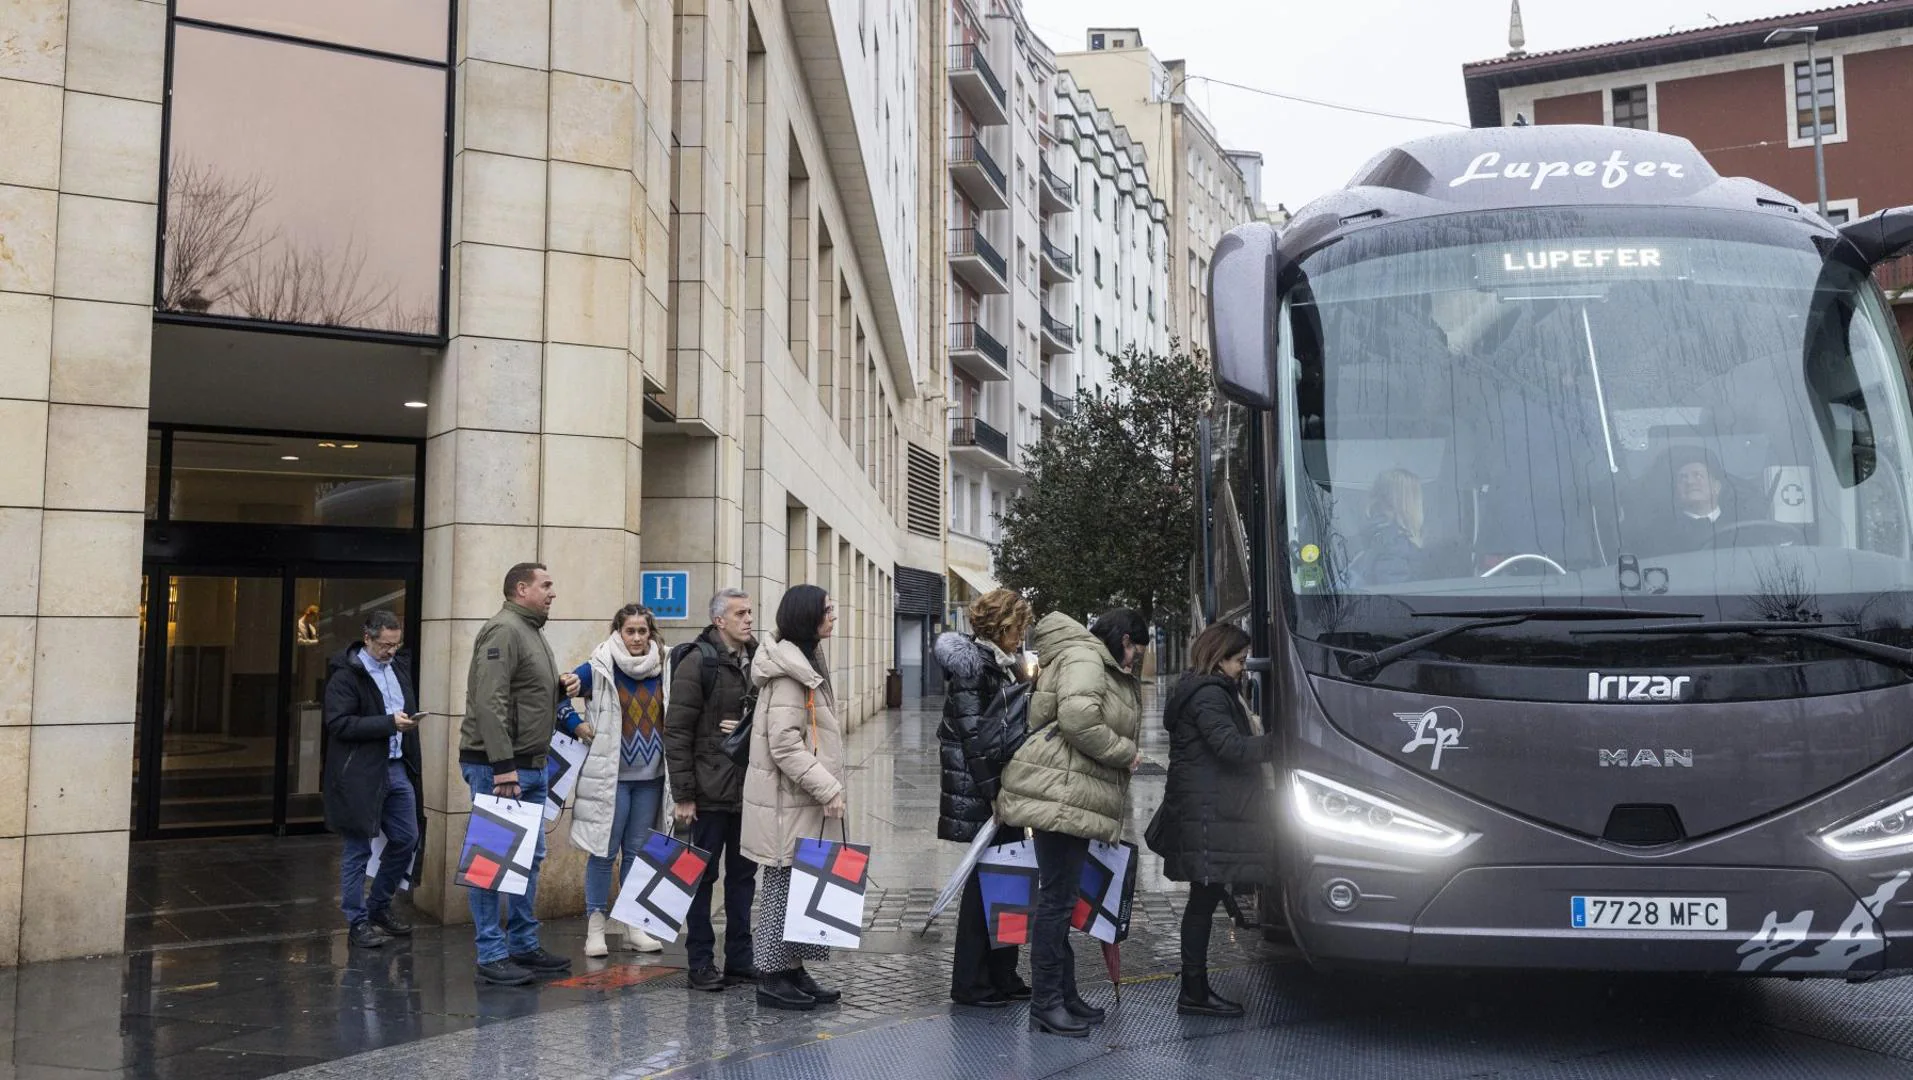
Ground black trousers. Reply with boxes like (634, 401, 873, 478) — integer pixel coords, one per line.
(1030, 829, 1090, 1010)
(684, 809, 757, 972)
(1181, 881, 1231, 970)
(950, 840, 1026, 999)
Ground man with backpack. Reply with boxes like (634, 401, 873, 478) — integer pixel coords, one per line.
(663, 587, 761, 992)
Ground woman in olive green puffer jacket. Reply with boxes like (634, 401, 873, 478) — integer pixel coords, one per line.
(996, 609, 1146, 1038)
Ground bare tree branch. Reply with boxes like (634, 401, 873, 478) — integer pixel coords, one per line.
(161, 154, 276, 312)
(227, 234, 398, 330)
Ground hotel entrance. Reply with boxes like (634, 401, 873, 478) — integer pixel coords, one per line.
(134, 427, 424, 838)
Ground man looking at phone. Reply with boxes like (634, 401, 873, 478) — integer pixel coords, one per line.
(663, 588, 760, 992)
(323, 609, 424, 948)
(459, 562, 581, 984)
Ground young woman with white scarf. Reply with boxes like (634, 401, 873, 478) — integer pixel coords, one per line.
(557, 603, 671, 958)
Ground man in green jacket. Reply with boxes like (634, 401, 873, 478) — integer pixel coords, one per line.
(459, 562, 581, 985)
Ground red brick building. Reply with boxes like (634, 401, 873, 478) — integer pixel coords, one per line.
(1462, 0, 1913, 338)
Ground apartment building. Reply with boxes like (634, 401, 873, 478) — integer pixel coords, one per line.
(1058, 29, 1258, 351)
(0, 0, 940, 961)
(943, 0, 1057, 607)
(1052, 70, 1170, 401)
(1462, 0, 1913, 336)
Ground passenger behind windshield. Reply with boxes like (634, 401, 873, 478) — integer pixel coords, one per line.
(1347, 469, 1426, 586)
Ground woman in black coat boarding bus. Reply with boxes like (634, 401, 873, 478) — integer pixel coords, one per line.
(1146, 622, 1275, 1018)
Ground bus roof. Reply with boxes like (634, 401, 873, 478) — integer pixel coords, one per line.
(1280, 125, 1816, 254)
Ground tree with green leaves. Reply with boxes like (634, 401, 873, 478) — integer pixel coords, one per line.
(993, 341, 1212, 630)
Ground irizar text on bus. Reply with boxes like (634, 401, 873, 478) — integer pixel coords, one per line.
(1587, 673, 1692, 701)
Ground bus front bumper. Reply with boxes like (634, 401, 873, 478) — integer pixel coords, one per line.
(1287, 863, 1913, 975)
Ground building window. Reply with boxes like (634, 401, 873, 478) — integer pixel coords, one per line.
(1610, 85, 1649, 129)
(950, 475, 964, 530)
(152, 427, 421, 528)
(1823, 198, 1860, 225)
(160, 8, 451, 337)
(1093, 186, 1103, 220)
(1792, 56, 1840, 142)
(1094, 316, 1103, 352)
(1093, 250, 1103, 286)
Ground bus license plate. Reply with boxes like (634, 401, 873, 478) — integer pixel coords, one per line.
(1570, 896, 1727, 930)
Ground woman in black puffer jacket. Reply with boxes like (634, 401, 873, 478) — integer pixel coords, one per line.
(1147, 622, 1275, 1019)
(934, 588, 1033, 1006)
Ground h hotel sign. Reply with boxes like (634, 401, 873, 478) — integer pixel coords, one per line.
(641, 571, 692, 621)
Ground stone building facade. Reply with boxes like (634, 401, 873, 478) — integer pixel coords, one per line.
(0, 0, 944, 961)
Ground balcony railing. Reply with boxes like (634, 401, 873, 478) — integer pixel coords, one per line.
(949, 321, 1008, 372)
(949, 136, 1006, 196)
(1040, 234, 1075, 277)
(1040, 161, 1075, 206)
(1041, 383, 1075, 418)
(952, 416, 1009, 460)
(951, 227, 1007, 282)
(1040, 308, 1075, 348)
(948, 44, 1007, 110)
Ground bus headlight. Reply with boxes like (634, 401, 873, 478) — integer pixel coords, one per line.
(1291, 770, 1471, 855)
(1816, 793, 1913, 857)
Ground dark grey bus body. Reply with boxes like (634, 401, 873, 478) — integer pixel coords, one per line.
(1205, 125, 1913, 975)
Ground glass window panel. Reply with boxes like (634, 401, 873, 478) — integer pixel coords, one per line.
(176, 0, 449, 63)
(161, 26, 446, 335)
(168, 432, 417, 527)
(159, 574, 284, 830)
(145, 430, 162, 518)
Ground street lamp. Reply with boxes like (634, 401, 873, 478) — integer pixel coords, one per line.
(1764, 25, 1828, 217)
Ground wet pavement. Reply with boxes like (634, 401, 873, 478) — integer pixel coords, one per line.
(10, 694, 1913, 1077)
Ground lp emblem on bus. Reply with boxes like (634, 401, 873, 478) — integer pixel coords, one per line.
(1396, 706, 1466, 770)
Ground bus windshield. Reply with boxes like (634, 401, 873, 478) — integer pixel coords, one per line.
(1280, 206, 1913, 661)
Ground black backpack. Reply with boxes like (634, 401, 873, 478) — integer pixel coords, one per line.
(670, 638, 758, 763)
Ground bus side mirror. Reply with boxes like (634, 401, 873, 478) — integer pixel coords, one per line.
(1838, 206, 1913, 267)
(1208, 222, 1278, 409)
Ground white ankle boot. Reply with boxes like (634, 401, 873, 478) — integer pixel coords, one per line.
(620, 920, 664, 953)
(585, 911, 609, 958)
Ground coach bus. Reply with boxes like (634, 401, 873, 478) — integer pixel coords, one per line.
(1199, 124, 1913, 974)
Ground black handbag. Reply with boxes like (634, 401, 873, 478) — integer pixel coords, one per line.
(719, 687, 760, 767)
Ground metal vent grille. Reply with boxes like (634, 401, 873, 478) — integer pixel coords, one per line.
(894, 566, 944, 617)
(906, 443, 941, 537)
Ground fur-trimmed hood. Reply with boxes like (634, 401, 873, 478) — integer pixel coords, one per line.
(933, 632, 1014, 682)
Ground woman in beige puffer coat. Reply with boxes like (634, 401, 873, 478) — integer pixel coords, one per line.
(741, 583, 848, 1012)
(996, 608, 1145, 1038)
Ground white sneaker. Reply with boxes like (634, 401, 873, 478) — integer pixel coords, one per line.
(619, 920, 664, 953)
(585, 911, 609, 958)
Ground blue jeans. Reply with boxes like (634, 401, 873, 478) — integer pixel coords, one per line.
(340, 761, 418, 927)
(584, 777, 666, 914)
(462, 762, 549, 965)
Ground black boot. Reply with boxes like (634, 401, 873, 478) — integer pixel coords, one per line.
(1064, 994, 1105, 1024)
(1028, 1002, 1091, 1038)
(790, 966, 841, 1004)
(1177, 967, 1244, 1018)
(756, 969, 816, 1011)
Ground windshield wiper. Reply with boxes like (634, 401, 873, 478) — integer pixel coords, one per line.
(1572, 620, 1913, 673)
(1342, 606, 1702, 679)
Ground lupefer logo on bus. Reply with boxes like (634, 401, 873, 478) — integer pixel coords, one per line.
(1448, 150, 1690, 192)
(1587, 673, 1692, 702)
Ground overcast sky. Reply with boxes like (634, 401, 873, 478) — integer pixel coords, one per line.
(1023, 0, 1824, 209)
